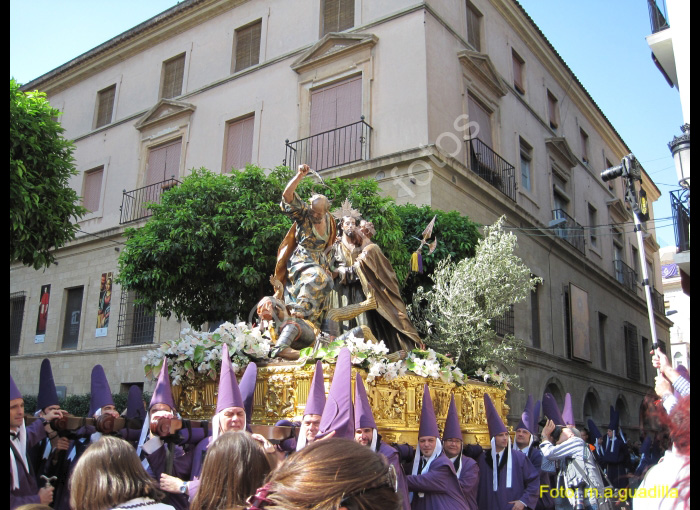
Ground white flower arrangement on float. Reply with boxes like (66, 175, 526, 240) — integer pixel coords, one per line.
(474, 365, 515, 390)
(145, 323, 469, 386)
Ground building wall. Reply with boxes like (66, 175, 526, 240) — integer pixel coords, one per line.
(12, 0, 671, 434)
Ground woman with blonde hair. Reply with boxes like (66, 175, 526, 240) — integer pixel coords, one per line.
(190, 431, 271, 510)
(69, 436, 173, 510)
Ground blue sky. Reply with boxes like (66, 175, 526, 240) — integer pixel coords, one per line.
(10, 1, 684, 247)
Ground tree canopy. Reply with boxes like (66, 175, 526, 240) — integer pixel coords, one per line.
(10, 79, 85, 268)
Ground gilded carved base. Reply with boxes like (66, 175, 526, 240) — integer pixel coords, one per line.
(174, 361, 508, 446)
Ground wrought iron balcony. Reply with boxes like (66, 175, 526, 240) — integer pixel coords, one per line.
(614, 259, 638, 293)
(670, 188, 690, 252)
(648, 0, 670, 34)
(551, 209, 585, 254)
(650, 287, 665, 315)
(491, 304, 514, 337)
(465, 138, 517, 202)
(120, 177, 180, 225)
(284, 117, 372, 172)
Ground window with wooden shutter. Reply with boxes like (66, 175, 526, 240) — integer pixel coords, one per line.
(624, 322, 640, 381)
(512, 50, 525, 94)
(161, 54, 186, 99)
(225, 115, 255, 172)
(580, 128, 589, 163)
(234, 21, 262, 72)
(83, 167, 104, 213)
(467, 94, 492, 148)
(95, 85, 116, 128)
(466, 2, 482, 52)
(322, 0, 354, 36)
(147, 139, 182, 185)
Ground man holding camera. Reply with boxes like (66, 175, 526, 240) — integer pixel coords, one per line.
(540, 420, 605, 510)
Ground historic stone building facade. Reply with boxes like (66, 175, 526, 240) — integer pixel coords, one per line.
(11, 0, 671, 435)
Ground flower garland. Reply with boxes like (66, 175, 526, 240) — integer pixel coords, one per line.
(144, 323, 473, 387)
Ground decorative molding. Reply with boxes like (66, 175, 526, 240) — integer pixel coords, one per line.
(135, 99, 196, 131)
(291, 32, 378, 74)
(545, 137, 578, 169)
(457, 50, 508, 98)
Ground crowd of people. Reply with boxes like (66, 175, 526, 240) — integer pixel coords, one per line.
(10, 346, 689, 510)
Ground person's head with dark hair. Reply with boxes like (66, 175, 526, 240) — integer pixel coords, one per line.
(191, 431, 271, 510)
(70, 436, 165, 510)
(254, 438, 400, 510)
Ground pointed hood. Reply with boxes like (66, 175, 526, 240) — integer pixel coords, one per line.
(149, 359, 176, 412)
(443, 395, 462, 441)
(126, 385, 146, 420)
(587, 419, 602, 440)
(10, 375, 21, 401)
(608, 405, 619, 431)
(239, 362, 258, 424)
(542, 392, 564, 426)
(516, 395, 536, 434)
(36, 358, 59, 412)
(90, 365, 114, 416)
(216, 344, 244, 413)
(419, 384, 440, 438)
(484, 393, 507, 438)
(318, 348, 354, 440)
(354, 374, 376, 430)
(304, 361, 326, 417)
(562, 393, 575, 425)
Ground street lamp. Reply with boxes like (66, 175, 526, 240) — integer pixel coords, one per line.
(669, 123, 690, 188)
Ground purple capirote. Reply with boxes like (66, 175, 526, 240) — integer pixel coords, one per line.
(304, 361, 326, 416)
(318, 347, 354, 440)
(542, 392, 564, 426)
(149, 358, 177, 412)
(562, 393, 575, 425)
(484, 393, 507, 439)
(515, 394, 535, 434)
(36, 358, 59, 412)
(89, 365, 114, 416)
(418, 384, 439, 438)
(10, 374, 22, 401)
(354, 373, 376, 430)
(442, 394, 462, 441)
(216, 343, 244, 413)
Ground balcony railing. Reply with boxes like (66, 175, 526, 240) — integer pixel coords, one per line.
(284, 117, 372, 172)
(648, 0, 670, 34)
(551, 209, 586, 254)
(614, 259, 638, 293)
(651, 287, 665, 315)
(670, 188, 690, 252)
(120, 177, 180, 225)
(465, 138, 517, 202)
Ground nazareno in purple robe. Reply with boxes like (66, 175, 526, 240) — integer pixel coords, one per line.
(377, 440, 411, 510)
(452, 454, 479, 510)
(477, 447, 540, 510)
(10, 419, 47, 509)
(405, 453, 469, 510)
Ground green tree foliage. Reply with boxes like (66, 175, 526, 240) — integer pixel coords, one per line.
(10, 79, 85, 269)
(409, 217, 541, 377)
(395, 204, 481, 302)
(117, 166, 293, 328)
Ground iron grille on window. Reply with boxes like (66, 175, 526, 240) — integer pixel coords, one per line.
(624, 322, 640, 381)
(491, 305, 514, 337)
(10, 292, 26, 356)
(117, 290, 156, 347)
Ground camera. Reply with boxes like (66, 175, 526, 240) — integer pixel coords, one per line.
(600, 154, 641, 182)
(550, 425, 565, 443)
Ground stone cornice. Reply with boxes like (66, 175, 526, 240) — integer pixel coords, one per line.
(290, 33, 378, 74)
(457, 50, 509, 98)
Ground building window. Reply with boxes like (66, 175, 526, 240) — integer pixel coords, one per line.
(10, 292, 26, 356)
(563, 286, 572, 358)
(491, 304, 514, 337)
(605, 158, 615, 191)
(83, 167, 104, 213)
(631, 245, 640, 286)
(467, 94, 492, 147)
(547, 89, 559, 130)
(598, 312, 607, 370)
(234, 21, 262, 73)
(224, 115, 255, 172)
(321, 0, 354, 36)
(612, 227, 625, 283)
(624, 322, 640, 381)
(580, 128, 589, 163)
(588, 204, 598, 249)
(146, 139, 182, 185)
(161, 53, 186, 99)
(512, 50, 525, 94)
(519, 137, 532, 192)
(117, 290, 156, 347)
(95, 85, 116, 129)
(466, 1, 482, 52)
(61, 287, 84, 350)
